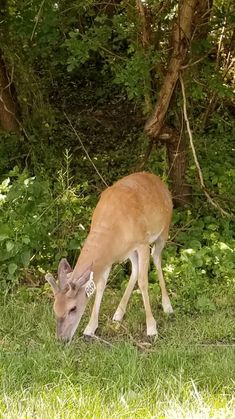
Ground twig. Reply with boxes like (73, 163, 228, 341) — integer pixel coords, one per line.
(99, 45, 126, 61)
(136, 138, 154, 171)
(115, 321, 154, 351)
(181, 54, 207, 69)
(91, 335, 114, 347)
(63, 112, 108, 187)
(179, 74, 230, 217)
(2, 64, 14, 91)
(170, 218, 196, 242)
(31, 0, 46, 41)
(167, 112, 184, 180)
(196, 343, 235, 348)
(0, 92, 20, 131)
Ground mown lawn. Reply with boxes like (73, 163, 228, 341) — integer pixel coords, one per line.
(0, 287, 235, 418)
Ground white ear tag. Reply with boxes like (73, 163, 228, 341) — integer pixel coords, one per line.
(85, 272, 96, 298)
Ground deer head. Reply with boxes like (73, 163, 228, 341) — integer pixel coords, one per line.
(46, 258, 95, 342)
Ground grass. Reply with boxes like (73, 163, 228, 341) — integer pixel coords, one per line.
(0, 287, 235, 418)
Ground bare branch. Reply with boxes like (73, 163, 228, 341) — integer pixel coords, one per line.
(136, 0, 152, 113)
(31, 0, 46, 41)
(64, 112, 108, 188)
(179, 73, 230, 217)
(181, 54, 208, 69)
(90, 334, 114, 347)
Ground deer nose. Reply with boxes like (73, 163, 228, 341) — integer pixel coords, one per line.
(57, 333, 70, 343)
(56, 320, 69, 342)
(56, 326, 70, 343)
(56, 330, 70, 343)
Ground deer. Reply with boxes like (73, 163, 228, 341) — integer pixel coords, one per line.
(45, 172, 173, 343)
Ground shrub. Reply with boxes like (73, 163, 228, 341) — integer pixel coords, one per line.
(0, 160, 91, 287)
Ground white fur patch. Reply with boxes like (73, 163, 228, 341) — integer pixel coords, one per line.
(85, 272, 96, 298)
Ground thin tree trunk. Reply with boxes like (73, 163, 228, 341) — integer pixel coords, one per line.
(142, 0, 197, 206)
(141, 0, 213, 207)
(136, 0, 153, 113)
(0, 1, 19, 131)
(0, 55, 19, 131)
(165, 127, 191, 206)
(145, 0, 197, 138)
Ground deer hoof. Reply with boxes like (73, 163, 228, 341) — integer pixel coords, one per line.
(83, 334, 95, 342)
(113, 308, 124, 322)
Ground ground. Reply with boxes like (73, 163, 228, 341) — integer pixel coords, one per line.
(0, 287, 234, 418)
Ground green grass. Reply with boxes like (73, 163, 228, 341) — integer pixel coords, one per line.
(0, 287, 235, 418)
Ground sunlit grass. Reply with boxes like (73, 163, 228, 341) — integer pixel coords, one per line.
(0, 289, 234, 418)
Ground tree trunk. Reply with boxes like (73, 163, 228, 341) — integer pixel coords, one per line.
(142, 0, 213, 207)
(145, 0, 197, 139)
(136, 0, 153, 113)
(143, 0, 197, 206)
(0, 0, 19, 131)
(163, 127, 192, 206)
(0, 55, 19, 131)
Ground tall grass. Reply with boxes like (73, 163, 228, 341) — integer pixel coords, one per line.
(0, 288, 234, 418)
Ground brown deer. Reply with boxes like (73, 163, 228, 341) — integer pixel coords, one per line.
(46, 172, 173, 342)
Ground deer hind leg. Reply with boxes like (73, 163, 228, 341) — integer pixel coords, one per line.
(113, 251, 138, 322)
(152, 234, 173, 314)
(83, 267, 111, 337)
(137, 245, 157, 337)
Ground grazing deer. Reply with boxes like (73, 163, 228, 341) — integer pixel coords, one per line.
(46, 172, 173, 342)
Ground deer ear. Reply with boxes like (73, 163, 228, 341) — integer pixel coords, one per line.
(58, 258, 72, 288)
(70, 265, 93, 288)
(77, 270, 95, 298)
(75, 266, 93, 288)
(67, 268, 94, 298)
(45, 273, 60, 296)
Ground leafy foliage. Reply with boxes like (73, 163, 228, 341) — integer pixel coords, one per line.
(0, 155, 91, 286)
(163, 211, 235, 313)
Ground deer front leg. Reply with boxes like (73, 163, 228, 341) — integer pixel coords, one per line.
(113, 251, 138, 322)
(83, 268, 110, 337)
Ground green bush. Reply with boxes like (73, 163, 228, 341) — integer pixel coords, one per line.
(162, 210, 235, 313)
(0, 161, 91, 287)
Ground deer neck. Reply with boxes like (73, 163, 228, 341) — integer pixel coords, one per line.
(72, 228, 113, 282)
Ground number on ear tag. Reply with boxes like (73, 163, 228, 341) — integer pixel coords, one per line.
(85, 272, 96, 298)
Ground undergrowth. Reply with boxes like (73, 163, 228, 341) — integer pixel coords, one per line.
(0, 135, 235, 315)
(0, 151, 92, 287)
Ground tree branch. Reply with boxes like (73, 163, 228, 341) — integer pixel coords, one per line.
(145, 0, 197, 139)
(31, 0, 46, 41)
(64, 112, 108, 188)
(179, 73, 230, 217)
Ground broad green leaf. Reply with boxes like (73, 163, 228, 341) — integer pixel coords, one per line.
(8, 263, 17, 275)
(0, 224, 11, 240)
(0, 178, 10, 191)
(0, 233, 9, 241)
(22, 236, 30, 245)
(21, 250, 31, 268)
(6, 241, 14, 252)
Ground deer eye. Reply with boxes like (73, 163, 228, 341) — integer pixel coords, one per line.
(69, 306, 77, 314)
